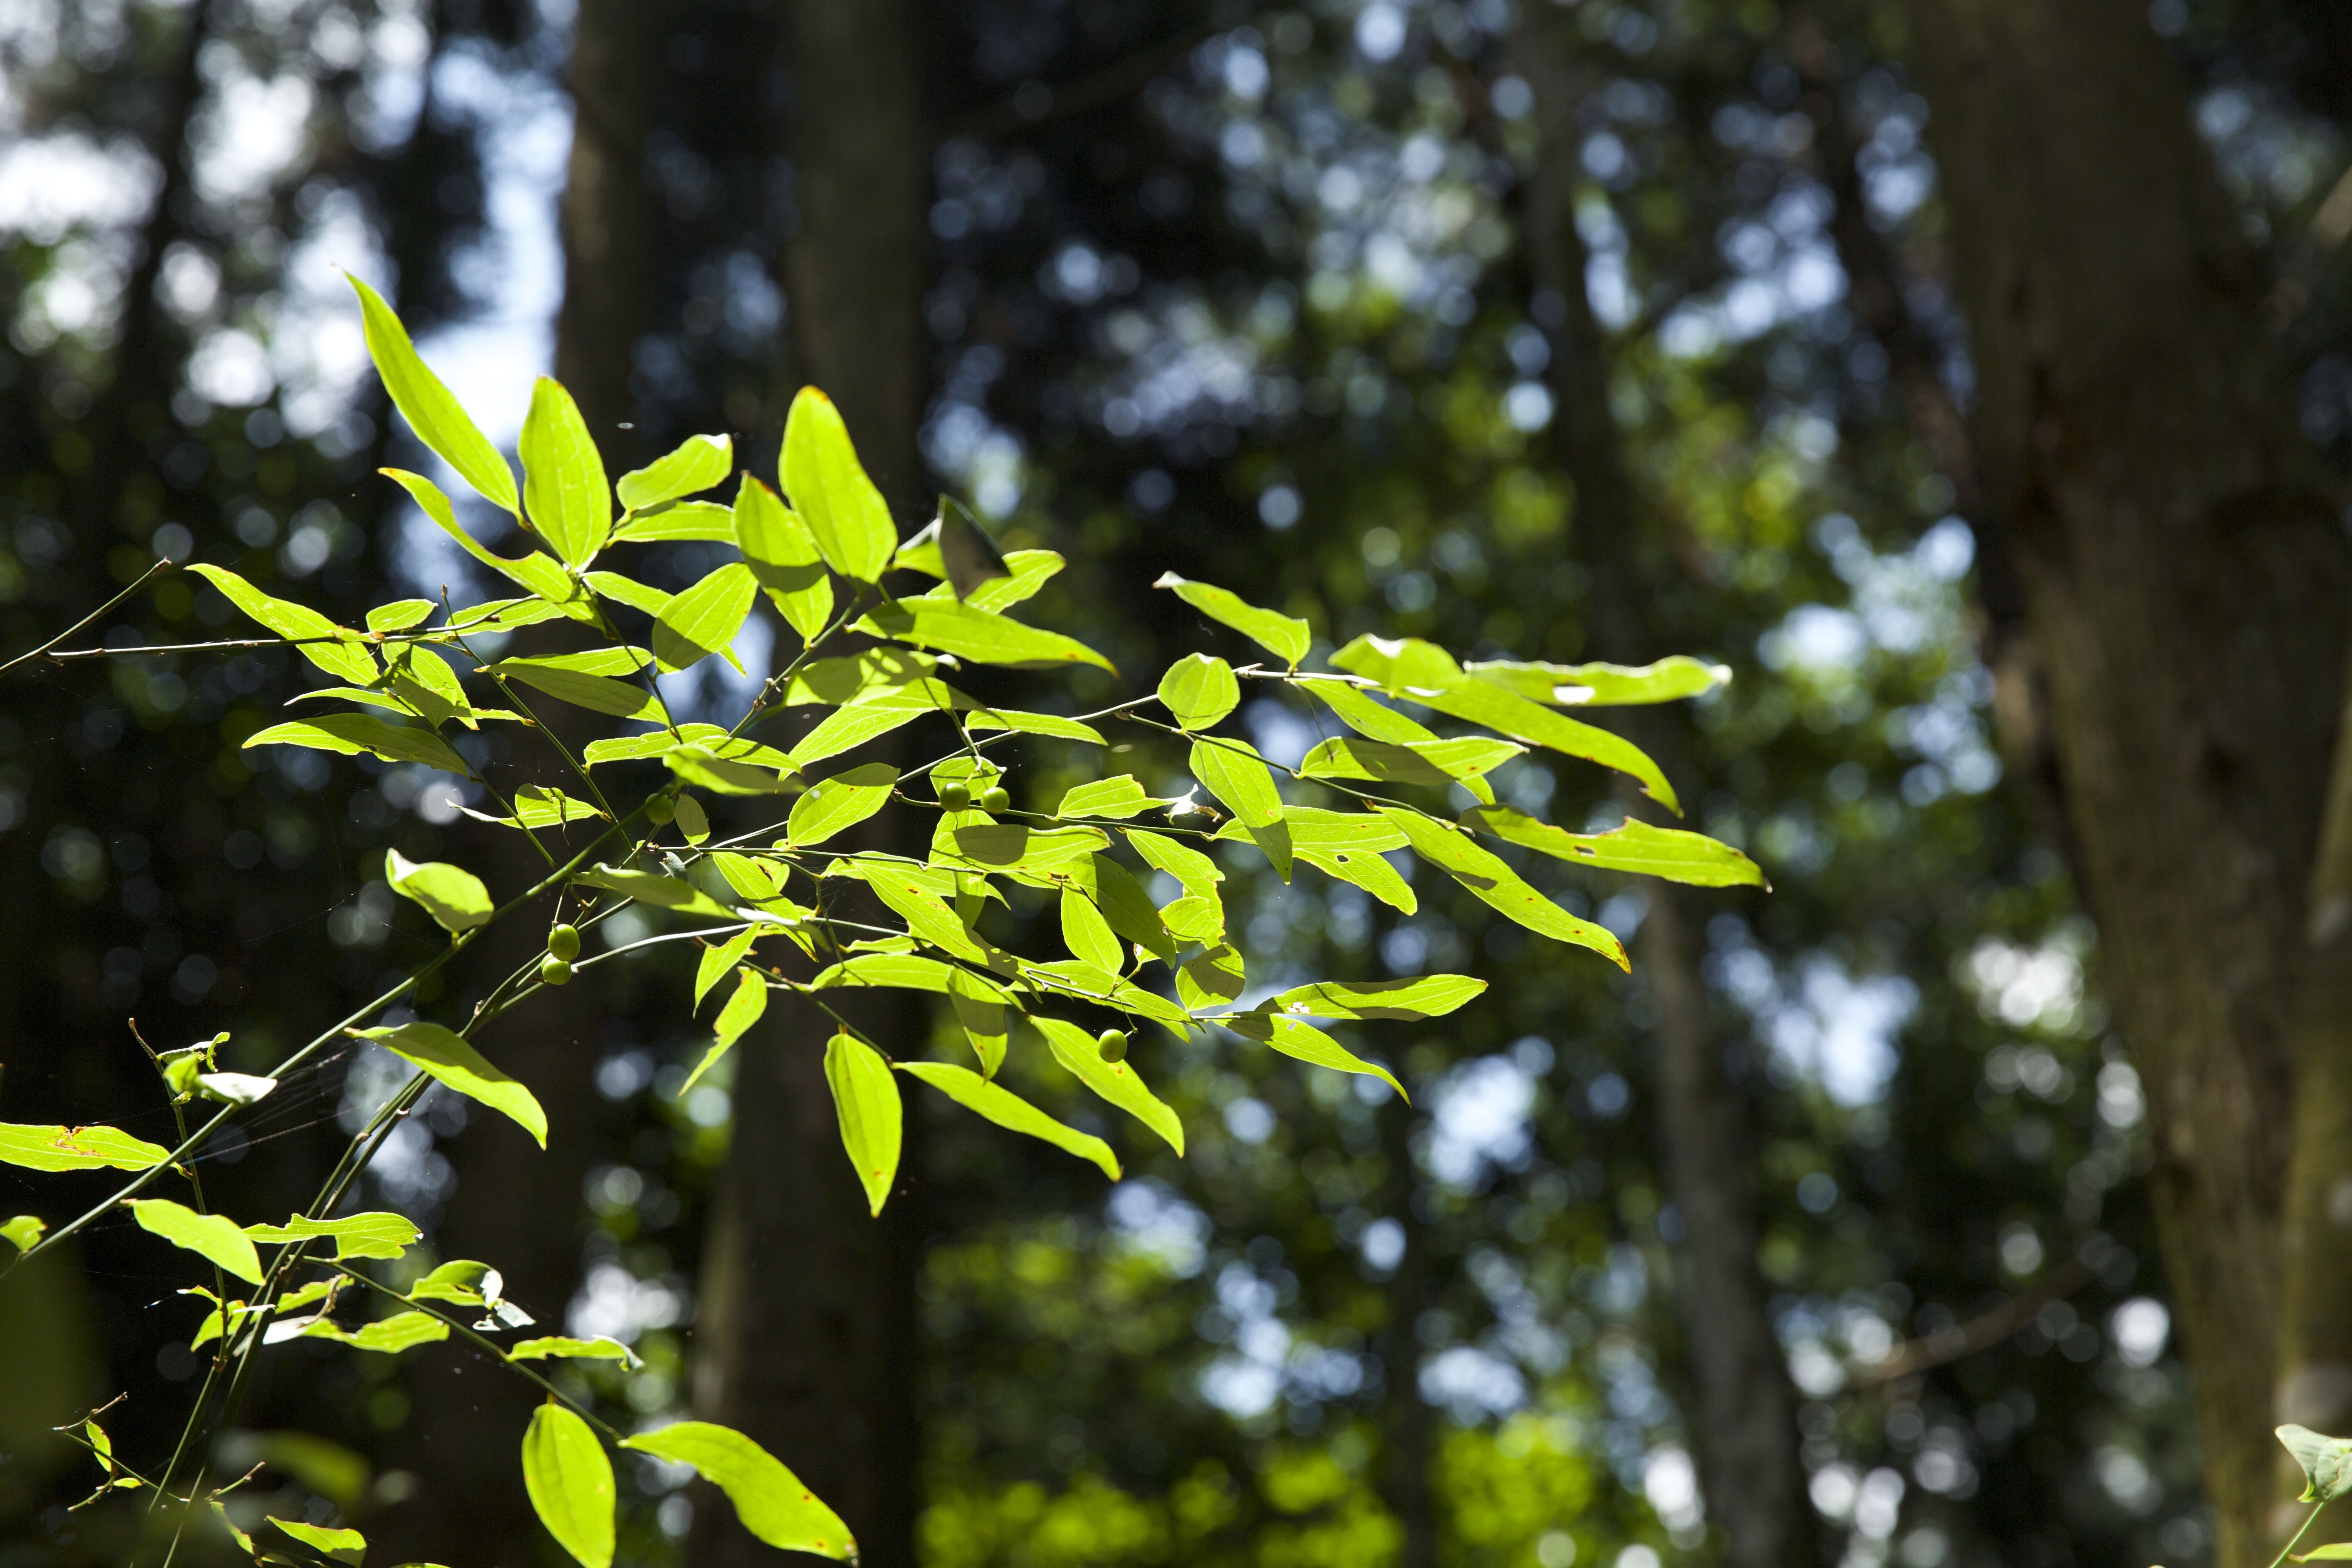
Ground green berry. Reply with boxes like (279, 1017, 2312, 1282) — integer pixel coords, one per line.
(547, 924, 581, 962)
(980, 785, 1011, 813)
(1096, 1029, 1129, 1063)
(539, 955, 574, 987)
(939, 782, 972, 811)
(645, 794, 676, 825)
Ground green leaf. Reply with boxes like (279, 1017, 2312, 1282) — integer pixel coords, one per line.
(383, 468, 563, 600)
(407, 1259, 502, 1307)
(130, 1198, 264, 1285)
(609, 499, 739, 544)
(243, 1211, 421, 1261)
(849, 862, 1000, 967)
(734, 475, 835, 641)
(788, 763, 900, 848)
(349, 275, 519, 514)
(270, 1518, 367, 1566)
(1069, 853, 1178, 963)
(466, 784, 604, 831)
(1126, 829, 1225, 905)
(1464, 655, 1730, 706)
(790, 702, 933, 768)
(654, 562, 759, 673)
(359, 1021, 548, 1147)
(668, 747, 795, 795)
(858, 599, 1116, 674)
(1216, 807, 1416, 913)
(1157, 653, 1240, 730)
(1378, 807, 1628, 970)
(620, 1421, 856, 1560)
(584, 569, 673, 616)
(1153, 572, 1310, 667)
(1223, 1011, 1405, 1100)
(938, 822, 1110, 878)
(695, 929, 760, 1007)
(899, 1061, 1120, 1179)
(1301, 677, 1441, 745)
(950, 966, 1010, 1076)
(1297, 735, 1523, 802)
(2280, 1425, 2352, 1502)
(0, 1123, 170, 1172)
(368, 598, 436, 632)
(682, 970, 768, 1092)
(2292, 1548, 2352, 1561)
(617, 432, 731, 512)
(964, 708, 1107, 745)
(1177, 943, 1245, 1011)
(385, 849, 493, 933)
(1461, 806, 1768, 889)
(305, 1310, 452, 1352)
(1056, 777, 1175, 820)
(210, 1501, 254, 1555)
(2, 1214, 45, 1252)
(779, 648, 939, 706)
(1061, 886, 1126, 973)
(1035, 1017, 1185, 1154)
(911, 544, 1063, 612)
(1325, 633, 1469, 695)
(185, 564, 377, 686)
(781, 386, 898, 582)
(575, 863, 738, 918)
(1189, 738, 1290, 880)
(929, 495, 1014, 599)
(1018, 960, 1194, 1031)
(509, 1335, 641, 1367)
(811, 953, 955, 991)
(491, 660, 665, 722)
(824, 1033, 903, 1216)
(523, 1403, 615, 1568)
(245, 714, 472, 776)
(1267, 976, 1487, 1021)
(520, 376, 612, 566)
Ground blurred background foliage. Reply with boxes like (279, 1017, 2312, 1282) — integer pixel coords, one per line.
(4, 0, 2349, 1566)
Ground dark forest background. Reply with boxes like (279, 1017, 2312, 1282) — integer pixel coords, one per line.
(6, 2, 2352, 1567)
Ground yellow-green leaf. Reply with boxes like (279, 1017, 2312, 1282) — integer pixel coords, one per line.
(383, 468, 561, 599)
(1301, 677, 1440, 745)
(368, 598, 434, 632)
(1298, 735, 1523, 804)
(790, 702, 932, 768)
(350, 275, 519, 514)
(0, 1123, 169, 1173)
(617, 432, 731, 512)
(682, 969, 768, 1092)
(185, 564, 378, 686)
(824, 1033, 902, 1216)
(1176, 942, 1246, 1011)
(520, 376, 612, 566)
(1224, 1011, 1405, 1100)
(1061, 886, 1125, 973)
(620, 1421, 855, 1560)
(385, 848, 493, 933)
(2, 1214, 45, 1252)
(899, 1061, 1120, 1179)
(575, 863, 738, 918)
(858, 599, 1116, 674)
(359, 1021, 548, 1147)
(243, 1211, 421, 1261)
(302, 1310, 453, 1354)
(1189, 738, 1290, 880)
(781, 386, 898, 582)
(491, 661, 666, 722)
(1464, 655, 1729, 706)
(523, 1403, 615, 1568)
(1378, 806, 1628, 970)
(509, 1335, 641, 1367)
(245, 714, 471, 776)
(131, 1198, 264, 1285)
(1267, 975, 1487, 1021)
(734, 474, 835, 641)
(1461, 806, 1768, 889)
(949, 966, 1009, 1076)
(1158, 653, 1240, 730)
(964, 708, 1107, 744)
(695, 928, 760, 1007)
(1152, 572, 1311, 667)
(1035, 1017, 1184, 1154)
(1057, 776, 1177, 820)
(788, 763, 899, 848)
(270, 1518, 367, 1566)
(654, 561, 758, 673)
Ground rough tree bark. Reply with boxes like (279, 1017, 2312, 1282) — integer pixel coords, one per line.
(1517, 14, 1815, 1568)
(684, 3, 932, 1566)
(1906, 3, 2350, 1563)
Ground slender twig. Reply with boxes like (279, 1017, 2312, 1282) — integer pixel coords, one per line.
(0, 559, 175, 678)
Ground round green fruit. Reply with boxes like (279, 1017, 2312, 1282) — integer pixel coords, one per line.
(1096, 1029, 1129, 1063)
(539, 955, 574, 987)
(644, 794, 677, 825)
(547, 924, 581, 962)
(939, 782, 972, 811)
(980, 785, 1011, 813)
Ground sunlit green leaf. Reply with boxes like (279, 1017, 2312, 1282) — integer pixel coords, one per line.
(620, 1421, 856, 1560)
(782, 386, 898, 582)
(949, 966, 1010, 1077)
(509, 1335, 641, 1368)
(1158, 653, 1241, 730)
(1461, 806, 1767, 889)
(858, 599, 1116, 674)
(1189, 738, 1290, 880)
(1325, 633, 1469, 695)
(575, 864, 738, 918)
(695, 929, 760, 1007)
(1153, 572, 1311, 667)
(1176, 943, 1246, 1011)
(821, 1031, 904, 1215)
(849, 862, 1000, 967)
(788, 763, 900, 847)
(1068, 853, 1177, 963)
(778, 648, 939, 706)
(682, 969, 767, 1092)
(1223, 1011, 1405, 1100)
(734, 475, 835, 641)
(1464, 655, 1730, 706)
(1378, 807, 1628, 969)
(243, 1211, 421, 1261)
(2281, 1425, 2352, 1502)
(938, 822, 1109, 878)
(269, 1518, 367, 1566)
(384, 468, 568, 604)
(617, 432, 731, 512)
(2, 1214, 46, 1252)
(245, 713, 471, 776)
(0, 1123, 169, 1173)
(186, 564, 377, 686)
(1267, 975, 1487, 1021)
(523, 1403, 615, 1568)
(359, 1021, 548, 1147)
(913, 545, 1063, 612)
(1035, 1017, 1185, 1155)
(131, 1198, 263, 1285)
(584, 569, 673, 616)
(964, 708, 1107, 744)
(303, 1310, 452, 1354)
(520, 376, 612, 566)
(654, 562, 758, 673)
(1297, 735, 1522, 803)
(608, 500, 738, 544)
(368, 599, 435, 632)
(385, 848, 493, 933)
(1018, 960, 1194, 1031)
(350, 275, 519, 514)
(1056, 777, 1174, 820)
(1300, 677, 1441, 745)
(813, 953, 963, 993)
(1061, 885, 1125, 973)
(790, 702, 933, 768)
(899, 1061, 1120, 1179)
(490, 660, 665, 722)
(464, 784, 604, 831)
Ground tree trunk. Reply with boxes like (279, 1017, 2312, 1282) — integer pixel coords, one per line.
(685, 4, 931, 1566)
(1906, 4, 2350, 1563)
(1517, 16, 1814, 1568)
